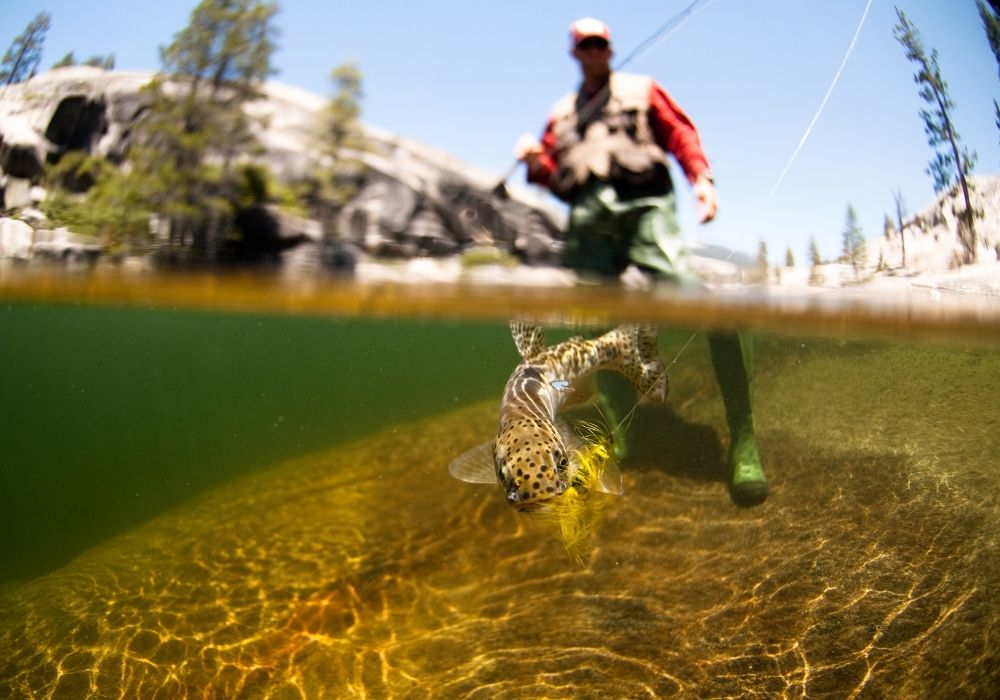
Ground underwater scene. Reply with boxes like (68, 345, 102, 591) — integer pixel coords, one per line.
(1, 277, 998, 699)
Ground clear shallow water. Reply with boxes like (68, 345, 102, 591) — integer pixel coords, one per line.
(0, 273, 998, 697)
(0, 303, 516, 585)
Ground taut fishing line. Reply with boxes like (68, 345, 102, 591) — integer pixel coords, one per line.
(613, 0, 718, 71)
(763, 0, 874, 203)
(607, 0, 875, 437)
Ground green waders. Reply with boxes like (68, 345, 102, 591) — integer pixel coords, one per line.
(567, 179, 768, 505)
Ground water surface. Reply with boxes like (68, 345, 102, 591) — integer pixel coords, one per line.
(0, 273, 997, 697)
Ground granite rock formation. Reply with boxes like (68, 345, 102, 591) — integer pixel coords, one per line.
(0, 67, 566, 268)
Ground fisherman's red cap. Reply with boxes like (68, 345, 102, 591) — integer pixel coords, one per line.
(569, 17, 611, 48)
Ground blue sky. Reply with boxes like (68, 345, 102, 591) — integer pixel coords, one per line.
(3, 0, 998, 263)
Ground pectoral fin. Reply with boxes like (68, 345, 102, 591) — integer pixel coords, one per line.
(597, 458, 624, 496)
(447, 442, 498, 485)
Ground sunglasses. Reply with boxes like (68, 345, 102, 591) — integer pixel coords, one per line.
(576, 37, 610, 51)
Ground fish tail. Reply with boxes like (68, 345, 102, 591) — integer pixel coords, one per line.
(614, 324, 668, 403)
(510, 321, 546, 361)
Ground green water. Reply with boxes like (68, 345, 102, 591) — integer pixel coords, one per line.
(0, 304, 518, 585)
(1, 293, 998, 697)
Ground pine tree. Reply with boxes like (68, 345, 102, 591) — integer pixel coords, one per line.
(0, 12, 51, 88)
(784, 248, 795, 267)
(978, 0, 1000, 139)
(808, 238, 821, 267)
(893, 189, 908, 268)
(83, 55, 115, 70)
(754, 240, 769, 284)
(808, 238, 822, 285)
(841, 204, 866, 279)
(894, 7, 979, 263)
(125, 0, 279, 256)
(53, 52, 75, 69)
(324, 62, 366, 208)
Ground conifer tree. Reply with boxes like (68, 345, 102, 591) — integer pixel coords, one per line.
(808, 238, 822, 285)
(754, 240, 769, 284)
(0, 12, 51, 87)
(53, 52, 75, 69)
(126, 0, 279, 256)
(52, 52, 115, 70)
(892, 189, 908, 267)
(894, 7, 978, 262)
(978, 0, 1000, 139)
(324, 62, 366, 207)
(841, 204, 866, 278)
(784, 248, 795, 267)
(83, 55, 115, 70)
(808, 238, 821, 267)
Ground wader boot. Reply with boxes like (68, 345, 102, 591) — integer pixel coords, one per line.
(707, 331, 768, 505)
(565, 180, 767, 503)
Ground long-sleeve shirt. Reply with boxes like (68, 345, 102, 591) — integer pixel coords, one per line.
(527, 75, 711, 189)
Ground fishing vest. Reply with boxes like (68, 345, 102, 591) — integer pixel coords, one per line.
(548, 72, 673, 202)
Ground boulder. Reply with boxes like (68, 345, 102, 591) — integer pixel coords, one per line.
(1, 177, 33, 209)
(0, 218, 34, 259)
(30, 227, 102, 266)
(0, 68, 569, 270)
(228, 204, 319, 263)
(0, 116, 47, 178)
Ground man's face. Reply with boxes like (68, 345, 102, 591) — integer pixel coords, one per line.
(571, 37, 612, 79)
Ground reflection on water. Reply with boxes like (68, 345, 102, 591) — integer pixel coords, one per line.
(0, 274, 998, 697)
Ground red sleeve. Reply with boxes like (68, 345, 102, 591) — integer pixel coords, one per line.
(648, 81, 710, 184)
(525, 117, 558, 188)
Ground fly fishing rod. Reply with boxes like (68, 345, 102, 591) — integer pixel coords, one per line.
(492, 0, 716, 199)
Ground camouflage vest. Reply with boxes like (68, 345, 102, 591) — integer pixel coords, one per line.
(549, 72, 672, 202)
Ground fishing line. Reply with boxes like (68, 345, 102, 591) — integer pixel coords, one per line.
(607, 0, 875, 439)
(613, 0, 718, 71)
(763, 0, 873, 203)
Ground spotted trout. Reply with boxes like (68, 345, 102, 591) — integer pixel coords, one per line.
(448, 322, 668, 510)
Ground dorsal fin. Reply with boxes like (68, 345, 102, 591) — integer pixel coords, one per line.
(509, 321, 546, 361)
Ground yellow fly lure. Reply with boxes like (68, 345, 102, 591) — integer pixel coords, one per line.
(533, 420, 621, 564)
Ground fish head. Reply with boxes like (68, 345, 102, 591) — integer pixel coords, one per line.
(493, 417, 571, 511)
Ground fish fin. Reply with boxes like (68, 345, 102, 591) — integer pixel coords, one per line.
(610, 324, 668, 404)
(510, 321, 546, 361)
(447, 442, 498, 484)
(597, 458, 624, 495)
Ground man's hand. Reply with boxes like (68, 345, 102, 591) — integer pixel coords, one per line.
(514, 133, 543, 165)
(694, 173, 718, 224)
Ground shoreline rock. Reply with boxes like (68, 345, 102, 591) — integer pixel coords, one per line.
(1, 68, 997, 292)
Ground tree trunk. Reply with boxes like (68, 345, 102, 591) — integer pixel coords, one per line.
(894, 192, 907, 268)
(935, 89, 978, 263)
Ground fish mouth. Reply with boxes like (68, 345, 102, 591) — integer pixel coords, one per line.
(514, 501, 544, 513)
(506, 492, 544, 512)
